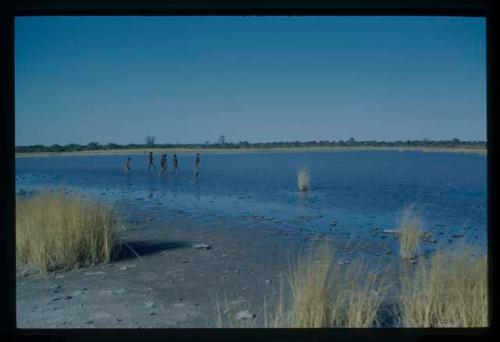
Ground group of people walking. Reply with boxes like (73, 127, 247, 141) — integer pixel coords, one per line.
(124, 152, 200, 177)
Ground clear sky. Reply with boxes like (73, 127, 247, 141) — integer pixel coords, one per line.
(15, 16, 486, 146)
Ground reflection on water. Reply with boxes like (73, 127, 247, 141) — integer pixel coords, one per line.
(16, 151, 487, 251)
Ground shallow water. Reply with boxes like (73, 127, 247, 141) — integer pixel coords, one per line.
(16, 150, 487, 252)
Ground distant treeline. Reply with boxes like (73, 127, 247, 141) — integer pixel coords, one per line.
(16, 138, 486, 153)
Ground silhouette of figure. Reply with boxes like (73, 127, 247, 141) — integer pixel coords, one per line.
(173, 154, 180, 173)
(160, 154, 167, 175)
(195, 153, 200, 177)
(124, 157, 131, 173)
(147, 152, 156, 174)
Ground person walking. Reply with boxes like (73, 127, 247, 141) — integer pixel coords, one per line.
(124, 157, 131, 173)
(173, 154, 180, 173)
(194, 153, 200, 177)
(160, 154, 167, 175)
(147, 152, 156, 174)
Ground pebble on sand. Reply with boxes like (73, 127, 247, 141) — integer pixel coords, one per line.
(235, 310, 256, 320)
(193, 244, 211, 250)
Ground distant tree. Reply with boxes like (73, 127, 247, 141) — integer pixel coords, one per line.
(347, 137, 356, 146)
(50, 144, 64, 152)
(86, 142, 100, 150)
(218, 135, 226, 147)
(145, 136, 156, 148)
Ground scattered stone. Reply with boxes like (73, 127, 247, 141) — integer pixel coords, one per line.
(119, 265, 136, 271)
(236, 310, 256, 320)
(452, 233, 465, 238)
(330, 221, 338, 226)
(383, 229, 399, 234)
(265, 279, 272, 284)
(193, 243, 211, 250)
(145, 301, 155, 308)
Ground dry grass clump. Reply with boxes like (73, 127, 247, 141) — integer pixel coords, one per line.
(297, 167, 311, 192)
(397, 206, 424, 260)
(399, 247, 487, 327)
(268, 240, 388, 328)
(16, 191, 122, 273)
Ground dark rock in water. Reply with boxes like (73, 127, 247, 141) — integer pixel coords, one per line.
(452, 233, 464, 238)
(330, 221, 338, 226)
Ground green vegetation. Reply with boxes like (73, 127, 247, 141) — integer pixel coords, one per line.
(15, 138, 486, 154)
(16, 191, 122, 273)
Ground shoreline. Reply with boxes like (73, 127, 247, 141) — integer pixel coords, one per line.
(15, 146, 487, 158)
(16, 202, 309, 328)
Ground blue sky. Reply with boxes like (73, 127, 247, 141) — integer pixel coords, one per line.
(15, 16, 486, 145)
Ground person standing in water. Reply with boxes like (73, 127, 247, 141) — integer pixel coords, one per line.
(194, 153, 200, 177)
(160, 154, 167, 175)
(173, 154, 180, 173)
(147, 152, 156, 174)
(124, 157, 131, 173)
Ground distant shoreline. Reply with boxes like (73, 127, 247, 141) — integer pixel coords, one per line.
(15, 146, 487, 158)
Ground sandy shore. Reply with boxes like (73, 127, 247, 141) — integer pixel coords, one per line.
(17, 200, 406, 328)
(15, 146, 486, 158)
(16, 204, 305, 328)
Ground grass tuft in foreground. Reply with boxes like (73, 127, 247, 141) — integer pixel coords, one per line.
(297, 167, 311, 192)
(16, 191, 122, 273)
(398, 247, 487, 327)
(397, 206, 424, 260)
(268, 240, 388, 328)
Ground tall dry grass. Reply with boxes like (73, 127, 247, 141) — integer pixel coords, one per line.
(399, 248, 488, 327)
(397, 206, 423, 260)
(268, 241, 388, 328)
(16, 191, 122, 273)
(297, 167, 311, 192)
